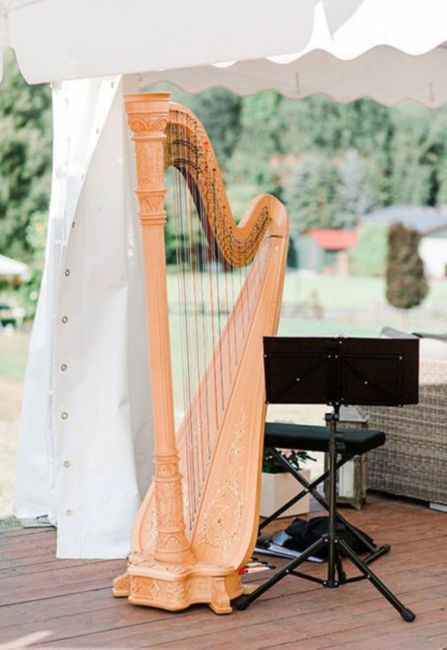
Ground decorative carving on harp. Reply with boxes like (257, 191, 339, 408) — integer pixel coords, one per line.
(113, 92, 288, 614)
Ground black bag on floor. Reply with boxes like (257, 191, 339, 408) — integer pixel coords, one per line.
(284, 516, 374, 560)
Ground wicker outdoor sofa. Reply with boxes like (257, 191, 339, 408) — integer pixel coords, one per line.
(361, 334, 447, 508)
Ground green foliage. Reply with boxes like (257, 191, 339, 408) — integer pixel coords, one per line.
(189, 88, 242, 168)
(337, 100, 393, 156)
(0, 51, 51, 262)
(11, 210, 47, 317)
(350, 222, 388, 276)
(0, 515, 21, 530)
(278, 97, 391, 156)
(226, 183, 263, 222)
(226, 92, 284, 209)
(435, 158, 447, 207)
(285, 154, 340, 231)
(388, 104, 434, 206)
(278, 96, 343, 153)
(262, 449, 315, 474)
(287, 236, 298, 268)
(0, 52, 52, 319)
(386, 224, 429, 309)
(335, 149, 374, 227)
(16, 267, 43, 319)
(238, 93, 283, 157)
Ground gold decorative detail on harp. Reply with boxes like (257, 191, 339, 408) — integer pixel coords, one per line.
(113, 92, 288, 614)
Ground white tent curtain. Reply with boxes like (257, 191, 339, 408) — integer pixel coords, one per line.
(15, 75, 153, 558)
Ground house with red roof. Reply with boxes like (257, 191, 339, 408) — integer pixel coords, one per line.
(297, 228, 358, 275)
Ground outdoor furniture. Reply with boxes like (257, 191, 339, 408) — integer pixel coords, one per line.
(260, 421, 389, 565)
(361, 334, 447, 509)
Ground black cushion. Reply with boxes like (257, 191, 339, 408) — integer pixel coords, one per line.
(264, 422, 385, 455)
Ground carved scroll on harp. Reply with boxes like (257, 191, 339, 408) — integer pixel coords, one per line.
(113, 92, 288, 614)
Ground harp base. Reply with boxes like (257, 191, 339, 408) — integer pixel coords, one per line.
(113, 564, 243, 614)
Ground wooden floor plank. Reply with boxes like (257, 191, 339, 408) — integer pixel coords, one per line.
(0, 497, 446, 649)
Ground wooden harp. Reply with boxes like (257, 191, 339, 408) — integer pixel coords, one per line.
(114, 93, 288, 614)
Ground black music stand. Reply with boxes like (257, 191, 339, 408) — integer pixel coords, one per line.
(234, 336, 419, 622)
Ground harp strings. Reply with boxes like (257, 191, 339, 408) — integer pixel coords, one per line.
(166, 109, 270, 530)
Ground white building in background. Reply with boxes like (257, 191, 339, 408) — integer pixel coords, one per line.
(420, 229, 447, 279)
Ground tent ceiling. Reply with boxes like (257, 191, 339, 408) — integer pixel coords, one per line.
(140, 47, 447, 108)
(2, 0, 447, 106)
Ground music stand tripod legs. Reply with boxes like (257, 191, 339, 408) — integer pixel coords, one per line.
(234, 403, 415, 622)
(259, 449, 390, 566)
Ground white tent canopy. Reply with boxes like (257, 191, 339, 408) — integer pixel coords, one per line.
(1, 0, 447, 106)
(13, 0, 447, 559)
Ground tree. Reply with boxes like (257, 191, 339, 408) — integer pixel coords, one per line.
(388, 104, 433, 206)
(237, 92, 283, 157)
(278, 96, 342, 154)
(0, 51, 52, 262)
(338, 100, 393, 155)
(435, 158, 447, 207)
(226, 93, 284, 218)
(335, 149, 374, 227)
(386, 223, 428, 309)
(285, 155, 340, 232)
(190, 89, 242, 169)
(350, 222, 388, 276)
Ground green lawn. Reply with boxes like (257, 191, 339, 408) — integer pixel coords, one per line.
(0, 332, 30, 382)
(168, 269, 447, 318)
(0, 332, 29, 522)
(282, 270, 447, 313)
(282, 273, 385, 310)
(280, 271, 447, 335)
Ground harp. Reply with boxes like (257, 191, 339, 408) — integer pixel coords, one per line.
(113, 93, 288, 614)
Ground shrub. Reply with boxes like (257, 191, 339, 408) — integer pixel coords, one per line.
(386, 223, 428, 309)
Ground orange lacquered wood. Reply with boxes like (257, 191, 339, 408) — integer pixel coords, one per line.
(166, 103, 273, 267)
(113, 93, 288, 614)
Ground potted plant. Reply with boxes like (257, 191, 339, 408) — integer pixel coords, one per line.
(260, 448, 314, 518)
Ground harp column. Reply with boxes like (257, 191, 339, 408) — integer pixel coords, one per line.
(125, 93, 193, 566)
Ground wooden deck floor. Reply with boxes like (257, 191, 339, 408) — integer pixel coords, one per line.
(1, 497, 447, 649)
